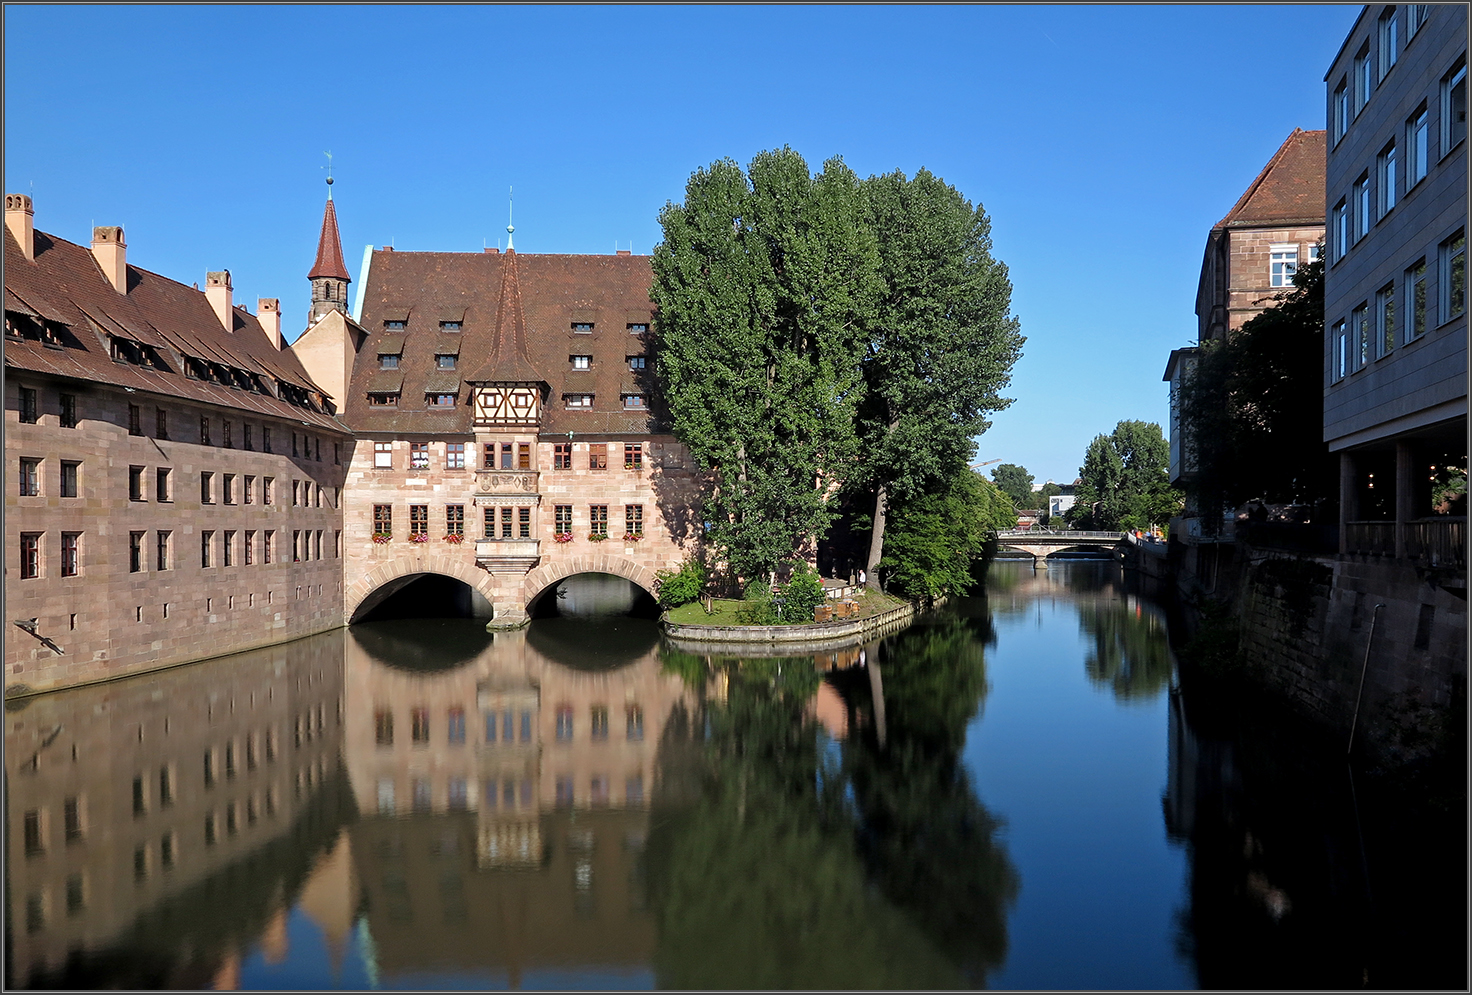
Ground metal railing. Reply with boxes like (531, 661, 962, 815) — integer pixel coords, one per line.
(1404, 518, 1466, 569)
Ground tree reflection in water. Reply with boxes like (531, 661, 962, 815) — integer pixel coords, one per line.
(649, 616, 1017, 989)
(1078, 599, 1174, 702)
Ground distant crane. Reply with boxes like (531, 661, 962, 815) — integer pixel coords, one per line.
(970, 458, 1001, 470)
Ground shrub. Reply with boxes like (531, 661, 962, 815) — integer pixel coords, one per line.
(780, 562, 827, 624)
(734, 579, 778, 624)
(656, 558, 707, 609)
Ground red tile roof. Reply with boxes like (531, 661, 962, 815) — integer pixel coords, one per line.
(1215, 128, 1327, 229)
(308, 197, 351, 281)
(347, 249, 658, 436)
(4, 224, 346, 433)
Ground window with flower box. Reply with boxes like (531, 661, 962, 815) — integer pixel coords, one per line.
(374, 505, 392, 537)
(589, 444, 607, 470)
(446, 504, 464, 538)
(446, 443, 465, 469)
(624, 443, 642, 469)
(626, 504, 643, 537)
(410, 505, 429, 538)
(590, 505, 608, 538)
(555, 505, 572, 536)
(554, 443, 572, 470)
(410, 443, 429, 469)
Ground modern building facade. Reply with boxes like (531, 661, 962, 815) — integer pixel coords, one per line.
(5, 195, 352, 696)
(1322, 3, 1467, 562)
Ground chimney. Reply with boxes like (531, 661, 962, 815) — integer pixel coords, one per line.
(5, 194, 34, 262)
(616, 249, 632, 256)
(205, 271, 233, 331)
(483, 247, 500, 254)
(92, 226, 127, 292)
(257, 298, 283, 349)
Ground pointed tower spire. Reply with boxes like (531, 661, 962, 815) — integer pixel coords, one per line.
(470, 247, 541, 384)
(308, 176, 351, 324)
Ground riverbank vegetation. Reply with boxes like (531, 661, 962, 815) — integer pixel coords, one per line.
(1065, 419, 1181, 532)
(652, 149, 1022, 601)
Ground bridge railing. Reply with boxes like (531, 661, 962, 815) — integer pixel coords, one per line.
(994, 529, 1124, 540)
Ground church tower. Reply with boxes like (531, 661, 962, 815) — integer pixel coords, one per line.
(308, 177, 351, 325)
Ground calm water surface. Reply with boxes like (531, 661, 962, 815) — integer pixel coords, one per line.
(7, 562, 1462, 989)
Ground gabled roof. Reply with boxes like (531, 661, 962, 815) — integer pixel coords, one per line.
(1215, 128, 1327, 229)
(308, 197, 351, 281)
(4, 224, 346, 432)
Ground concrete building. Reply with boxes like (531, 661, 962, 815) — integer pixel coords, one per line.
(5, 195, 353, 696)
(1322, 3, 1466, 562)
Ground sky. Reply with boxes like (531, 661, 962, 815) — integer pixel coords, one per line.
(4, 4, 1360, 485)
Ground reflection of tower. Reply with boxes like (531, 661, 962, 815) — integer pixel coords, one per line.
(296, 828, 360, 979)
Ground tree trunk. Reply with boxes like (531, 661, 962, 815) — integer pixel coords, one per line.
(865, 482, 888, 592)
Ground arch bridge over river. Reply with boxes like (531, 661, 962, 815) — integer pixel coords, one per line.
(993, 529, 1129, 566)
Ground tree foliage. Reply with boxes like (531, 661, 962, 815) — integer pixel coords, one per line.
(990, 463, 1034, 508)
(1178, 253, 1336, 524)
(656, 558, 707, 609)
(854, 169, 1024, 583)
(879, 470, 1014, 602)
(652, 149, 883, 580)
(1068, 420, 1179, 531)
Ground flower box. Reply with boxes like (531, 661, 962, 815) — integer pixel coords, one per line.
(588, 533, 608, 542)
(623, 532, 643, 542)
(372, 533, 392, 544)
(444, 534, 465, 545)
(409, 532, 430, 543)
(553, 532, 575, 543)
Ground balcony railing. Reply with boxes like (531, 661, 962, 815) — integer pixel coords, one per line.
(1344, 521, 1395, 557)
(1344, 518, 1464, 568)
(474, 538, 541, 573)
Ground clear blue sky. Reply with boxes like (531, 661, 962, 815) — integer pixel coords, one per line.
(5, 5, 1358, 485)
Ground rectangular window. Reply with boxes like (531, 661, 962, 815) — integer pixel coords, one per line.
(291, 432, 299, 457)
(1408, 3, 1429, 36)
(1353, 304, 1371, 371)
(590, 705, 609, 741)
(624, 443, 643, 469)
(127, 464, 144, 501)
(201, 471, 214, 504)
(374, 441, 393, 468)
(495, 442, 510, 469)
(367, 393, 399, 406)
(627, 704, 644, 740)
(156, 530, 170, 571)
(241, 473, 253, 505)
(128, 403, 141, 435)
(1378, 142, 1398, 216)
(379, 353, 399, 370)
(1376, 282, 1396, 359)
(410, 505, 428, 537)
(447, 708, 466, 744)
(1444, 61, 1467, 155)
(501, 507, 513, 538)
(485, 711, 497, 743)
(223, 420, 233, 449)
(1355, 173, 1371, 241)
(263, 426, 272, 453)
(154, 467, 171, 502)
(410, 442, 429, 469)
(245, 530, 255, 566)
(61, 532, 80, 577)
(374, 504, 392, 536)
(1409, 105, 1429, 186)
(1354, 42, 1372, 114)
(1406, 259, 1428, 341)
(446, 442, 466, 469)
(483, 506, 495, 538)
(375, 710, 393, 746)
(623, 394, 646, 409)
(333, 441, 339, 464)
(18, 386, 38, 424)
(519, 506, 531, 538)
(554, 443, 572, 469)
(200, 417, 212, 446)
(156, 408, 168, 440)
(571, 354, 592, 370)
(482, 443, 495, 468)
(628, 322, 648, 334)
(201, 531, 214, 568)
(556, 706, 574, 741)
(521, 711, 532, 742)
(20, 533, 41, 579)
(447, 504, 465, 537)
(1333, 79, 1350, 145)
(263, 476, 274, 505)
(60, 460, 78, 497)
(590, 504, 608, 537)
(1378, 7, 1398, 78)
(518, 443, 531, 470)
(628, 355, 646, 370)
(223, 473, 235, 505)
(564, 393, 594, 409)
(222, 529, 234, 567)
(426, 393, 457, 407)
(60, 392, 76, 428)
(572, 321, 594, 334)
(590, 443, 607, 470)
(263, 530, 274, 564)
(385, 319, 406, 331)
(1442, 231, 1465, 322)
(411, 707, 430, 744)
(1333, 199, 1350, 261)
(244, 424, 253, 450)
(555, 504, 572, 534)
(20, 458, 40, 496)
(626, 504, 644, 537)
(130, 531, 144, 573)
(440, 320, 461, 332)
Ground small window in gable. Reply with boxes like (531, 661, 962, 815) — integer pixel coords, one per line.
(379, 354, 399, 370)
(570, 355, 591, 370)
(367, 393, 399, 407)
(622, 394, 646, 410)
(572, 322, 594, 334)
(437, 355, 457, 370)
(628, 323, 648, 334)
(564, 394, 594, 409)
(385, 320, 406, 331)
(440, 320, 461, 332)
(426, 393, 457, 407)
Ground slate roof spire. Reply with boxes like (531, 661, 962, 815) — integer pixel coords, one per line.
(309, 188, 351, 282)
(466, 248, 542, 384)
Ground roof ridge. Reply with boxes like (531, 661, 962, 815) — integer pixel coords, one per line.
(1214, 128, 1305, 229)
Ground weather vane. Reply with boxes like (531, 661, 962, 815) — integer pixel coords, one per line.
(506, 185, 515, 250)
(323, 151, 334, 197)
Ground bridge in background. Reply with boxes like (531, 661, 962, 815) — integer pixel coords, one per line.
(994, 529, 1129, 566)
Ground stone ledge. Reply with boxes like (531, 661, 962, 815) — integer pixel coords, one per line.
(661, 601, 916, 646)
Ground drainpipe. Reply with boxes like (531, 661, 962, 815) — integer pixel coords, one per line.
(1346, 604, 1386, 756)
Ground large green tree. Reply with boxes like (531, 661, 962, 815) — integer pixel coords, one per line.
(990, 463, 1034, 509)
(855, 169, 1023, 589)
(1069, 420, 1179, 531)
(1179, 254, 1336, 526)
(879, 469, 1012, 602)
(652, 149, 883, 581)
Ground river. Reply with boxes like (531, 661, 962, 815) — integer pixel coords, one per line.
(5, 562, 1463, 989)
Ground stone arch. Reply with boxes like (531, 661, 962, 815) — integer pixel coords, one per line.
(345, 551, 500, 624)
(521, 553, 661, 611)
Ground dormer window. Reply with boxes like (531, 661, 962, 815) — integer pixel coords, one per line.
(628, 323, 648, 334)
(628, 355, 646, 370)
(426, 393, 457, 407)
(367, 393, 399, 407)
(385, 320, 406, 331)
(440, 321, 461, 332)
(379, 354, 399, 370)
(437, 355, 457, 370)
(622, 394, 647, 410)
(572, 322, 594, 334)
(571, 355, 591, 370)
(564, 393, 594, 409)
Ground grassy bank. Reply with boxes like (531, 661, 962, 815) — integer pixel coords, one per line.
(664, 589, 908, 627)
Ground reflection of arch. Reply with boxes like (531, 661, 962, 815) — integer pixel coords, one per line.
(521, 554, 660, 609)
(346, 554, 499, 623)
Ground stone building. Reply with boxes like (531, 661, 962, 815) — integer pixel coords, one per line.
(1164, 129, 1327, 493)
(4, 195, 353, 696)
(1322, 3, 1466, 561)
